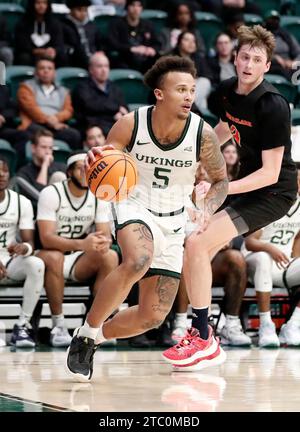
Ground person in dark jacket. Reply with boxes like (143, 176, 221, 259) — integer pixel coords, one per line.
(263, 10, 300, 80)
(62, 0, 104, 69)
(107, 0, 161, 73)
(208, 32, 236, 87)
(14, 0, 65, 67)
(72, 52, 128, 136)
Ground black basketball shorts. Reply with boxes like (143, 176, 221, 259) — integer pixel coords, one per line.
(225, 190, 296, 236)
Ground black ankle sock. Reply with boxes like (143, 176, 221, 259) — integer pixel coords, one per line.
(192, 307, 209, 339)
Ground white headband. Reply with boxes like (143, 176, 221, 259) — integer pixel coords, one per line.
(67, 153, 87, 168)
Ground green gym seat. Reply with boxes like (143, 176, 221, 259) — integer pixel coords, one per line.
(109, 68, 149, 104)
(195, 12, 223, 51)
(0, 3, 24, 33)
(6, 65, 35, 100)
(0, 139, 17, 175)
(56, 67, 88, 92)
(265, 73, 298, 105)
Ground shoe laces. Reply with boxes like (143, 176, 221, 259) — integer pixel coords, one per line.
(175, 328, 199, 349)
(75, 337, 96, 363)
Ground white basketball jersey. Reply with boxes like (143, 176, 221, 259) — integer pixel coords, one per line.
(51, 181, 99, 238)
(126, 106, 203, 214)
(0, 189, 33, 258)
(259, 196, 300, 258)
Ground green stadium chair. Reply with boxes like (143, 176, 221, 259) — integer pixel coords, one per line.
(0, 139, 17, 175)
(201, 109, 218, 128)
(195, 12, 223, 51)
(0, 3, 25, 33)
(93, 14, 115, 36)
(141, 9, 167, 33)
(109, 68, 149, 104)
(56, 67, 88, 92)
(256, 0, 281, 15)
(281, 15, 300, 42)
(243, 14, 263, 26)
(25, 139, 71, 164)
(265, 73, 298, 105)
(6, 65, 35, 100)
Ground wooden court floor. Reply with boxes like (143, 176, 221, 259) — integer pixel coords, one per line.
(0, 346, 300, 412)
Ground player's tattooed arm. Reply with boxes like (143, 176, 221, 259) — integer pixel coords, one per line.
(199, 123, 228, 216)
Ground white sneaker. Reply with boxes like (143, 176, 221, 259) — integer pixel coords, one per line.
(220, 322, 252, 346)
(0, 337, 6, 347)
(50, 326, 72, 347)
(279, 321, 300, 346)
(258, 321, 280, 348)
(171, 326, 187, 343)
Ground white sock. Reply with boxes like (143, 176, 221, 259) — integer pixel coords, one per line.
(290, 306, 300, 324)
(52, 314, 64, 328)
(259, 311, 272, 325)
(18, 309, 31, 327)
(95, 324, 107, 345)
(225, 314, 240, 327)
(174, 312, 188, 329)
(78, 320, 99, 340)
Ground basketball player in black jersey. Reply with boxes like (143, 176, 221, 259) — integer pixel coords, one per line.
(163, 25, 298, 370)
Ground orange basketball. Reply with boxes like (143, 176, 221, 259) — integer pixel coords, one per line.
(85, 149, 138, 202)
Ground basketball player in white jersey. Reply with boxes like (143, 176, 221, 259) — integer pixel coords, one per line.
(66, 56, 228, 382)
(242, 167, 300, 347)
(0, 156, 45, 348)
(36, 152, 118, 347)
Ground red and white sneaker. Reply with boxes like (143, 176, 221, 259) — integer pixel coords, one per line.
(162, 326, 226, 371)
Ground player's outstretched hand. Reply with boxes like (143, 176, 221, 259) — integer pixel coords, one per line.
(85, 145, 116, 170)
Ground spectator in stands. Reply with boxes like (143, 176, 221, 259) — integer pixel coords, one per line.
(107, 0, 161, 73)
(16, 129, 66, 215)
(209, 32, 236, 88)
(36, 151, 118, 347)
(172, 31, 212, 112)
(14, 0, 66, 67)
(159, 1, 206, 56)
(84, 125, 106, 151)
(17, 56, 81, 149)
(0, 86, 29, 161)
(72, 52, 128, 136)
(263, 10, 300, 80)
(242, 166, 300, 347)
(0, 156, 45, 348)
(201, 0, 260, 24)
(208, 33, 237, 114)
(0, 13, 13, 65)
(62, 0, 104, 68)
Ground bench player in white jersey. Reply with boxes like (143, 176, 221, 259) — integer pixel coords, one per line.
(66, 55, 228, 382)
(36, 152, 118, 347)
(243, 167, 300, 347)
(0, 156, 45, 348)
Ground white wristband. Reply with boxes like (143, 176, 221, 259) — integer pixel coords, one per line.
(22, 242, 33, 257)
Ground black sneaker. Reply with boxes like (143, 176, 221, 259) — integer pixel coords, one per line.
(10, 324, 36, 348)
(66, 328, 97, 382)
